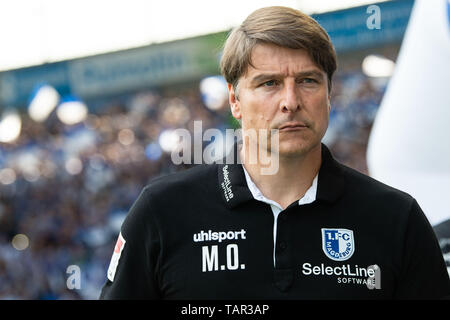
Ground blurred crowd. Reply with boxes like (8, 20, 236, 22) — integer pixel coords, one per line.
(0, 67, 387, 299)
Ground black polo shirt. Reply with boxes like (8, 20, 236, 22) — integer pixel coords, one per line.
(100, 143, 450, 299)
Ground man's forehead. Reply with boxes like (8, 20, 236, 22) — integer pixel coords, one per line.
(243, 43, 325, 79)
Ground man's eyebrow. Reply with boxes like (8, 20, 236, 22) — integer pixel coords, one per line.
(250, 70, 325, 84)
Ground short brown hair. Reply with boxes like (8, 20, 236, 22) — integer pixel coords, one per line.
(220, 6, 337, 93)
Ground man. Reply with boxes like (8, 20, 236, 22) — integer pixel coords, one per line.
(100, 6, 450, 299)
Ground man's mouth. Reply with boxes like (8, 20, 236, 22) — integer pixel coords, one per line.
(278, 122, 308, 131)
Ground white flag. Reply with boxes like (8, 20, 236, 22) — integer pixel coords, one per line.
(367, 0, 450, 226)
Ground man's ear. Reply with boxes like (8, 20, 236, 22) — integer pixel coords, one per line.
(228, 83, 242, 120)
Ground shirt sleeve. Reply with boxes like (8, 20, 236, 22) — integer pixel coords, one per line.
(394, 198, 450, 299)
(99, 187, 161, 299)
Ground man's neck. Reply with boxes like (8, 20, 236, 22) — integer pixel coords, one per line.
(240, 143, 322, 209)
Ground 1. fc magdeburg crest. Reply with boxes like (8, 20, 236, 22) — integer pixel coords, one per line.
(321, 228, 355, 261)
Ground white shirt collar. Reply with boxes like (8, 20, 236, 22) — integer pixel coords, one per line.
(242, 164, 318, 209)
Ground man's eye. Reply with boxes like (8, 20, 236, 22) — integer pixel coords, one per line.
(301, 78, 317, 84)
(263, 80, 277, 87)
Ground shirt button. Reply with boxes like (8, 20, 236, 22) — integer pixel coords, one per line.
(279, 241, 287, 251)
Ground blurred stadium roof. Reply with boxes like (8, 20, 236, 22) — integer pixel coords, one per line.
(0, 0, 390, 72)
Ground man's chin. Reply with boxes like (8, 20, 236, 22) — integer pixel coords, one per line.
(277, 140, 319, 159)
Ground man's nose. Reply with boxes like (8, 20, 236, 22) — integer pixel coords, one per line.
(280, 82, 301, 113)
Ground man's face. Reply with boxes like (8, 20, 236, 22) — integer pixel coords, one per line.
(228, 43, 331, 158)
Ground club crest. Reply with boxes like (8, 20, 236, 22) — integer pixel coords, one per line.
(321, 228, 355, 261)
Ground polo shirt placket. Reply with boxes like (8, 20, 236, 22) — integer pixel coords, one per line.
(242, 166, 318, 268)
(244, 167, 319, 292)
(218, 144, 344, 293)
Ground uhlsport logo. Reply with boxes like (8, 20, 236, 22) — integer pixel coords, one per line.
(321, 228, 355, 261)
